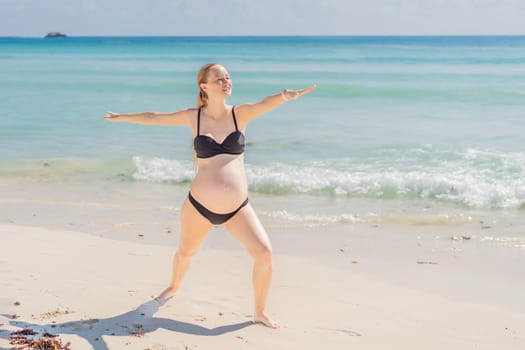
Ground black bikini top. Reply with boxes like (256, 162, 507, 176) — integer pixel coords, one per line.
(194, 106, 245, 159)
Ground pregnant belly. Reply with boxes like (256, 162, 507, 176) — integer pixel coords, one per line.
(190, 165, 248, 213)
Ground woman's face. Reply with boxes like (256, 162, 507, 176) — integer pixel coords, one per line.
(201, 65, 232, 98)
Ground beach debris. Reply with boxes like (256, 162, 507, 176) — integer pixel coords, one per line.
(336, 328, 362, 336)
(42, 332, 58, 338)
(138, 234, 144, 238)
(11, 314, 20, 319)
(339, 248, 345, 252)
(449, 235, 472, 241)
(40, 307, 74, 320)
(416, 261, 438, 265)
(14, 301, 21, 306)
(194, 315, 206, 322)
(129, 323, 145, 337)
(9, 328, 71, 350)
(11, 329, 38, 336)
(236, 335, 248, 343)
(321, 327, 362, 336)
(218, 312, 223, 316)
(478, 220, 492, 229)
(351, 261, 359, 264)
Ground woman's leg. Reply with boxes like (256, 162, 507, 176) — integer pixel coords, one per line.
(157, 198, 213, 301)
(225, 204, 279, 328)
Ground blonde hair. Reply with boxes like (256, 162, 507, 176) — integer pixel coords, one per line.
(196, 63, 219, 108)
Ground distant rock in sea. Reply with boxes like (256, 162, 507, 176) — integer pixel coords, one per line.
(45, 32, 67, 38)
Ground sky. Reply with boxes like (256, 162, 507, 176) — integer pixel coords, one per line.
(1, 0, 524, 37)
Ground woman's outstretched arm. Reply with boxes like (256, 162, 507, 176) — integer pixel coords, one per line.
(103, 108, 194, 126)
(236, 85, 316, 123)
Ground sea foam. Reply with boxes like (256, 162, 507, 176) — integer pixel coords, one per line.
(131, 147, 525, 209)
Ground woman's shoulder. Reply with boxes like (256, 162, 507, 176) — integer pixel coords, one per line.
(231, 103, 260, 124)
(230, 103, 250, 116)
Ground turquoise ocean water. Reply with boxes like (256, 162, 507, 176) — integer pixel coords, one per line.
(1, 36, 525, 229)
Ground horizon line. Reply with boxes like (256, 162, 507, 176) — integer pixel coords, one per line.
(2, 34, 525, 39)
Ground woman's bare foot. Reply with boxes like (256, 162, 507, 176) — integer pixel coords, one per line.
(253, 312, 280, 329)
(156, 286, 176, 302)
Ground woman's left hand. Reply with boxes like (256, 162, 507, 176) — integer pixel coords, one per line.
(282, 85, 317, 100)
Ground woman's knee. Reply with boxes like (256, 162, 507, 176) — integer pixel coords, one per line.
(176, 246, 199, 260)
(252, 244, 273, 266)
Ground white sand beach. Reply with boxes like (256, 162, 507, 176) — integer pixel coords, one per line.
(1, 178, 525, 349)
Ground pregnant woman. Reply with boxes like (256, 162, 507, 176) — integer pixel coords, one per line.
(104, 63, 315, 328)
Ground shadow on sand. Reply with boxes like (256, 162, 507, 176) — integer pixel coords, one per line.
(1, 300, 253, 349)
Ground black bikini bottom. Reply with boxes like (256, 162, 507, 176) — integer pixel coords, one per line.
(188, 192, 249, 225)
